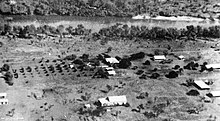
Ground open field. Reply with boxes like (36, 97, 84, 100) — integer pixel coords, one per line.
(0, 23, 220, 121)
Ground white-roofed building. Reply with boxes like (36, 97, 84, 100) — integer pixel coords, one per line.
(209, 91, 220, 97)
(98, 95, 127, 107)
(0, 93, 7, 99)
(178, 55, 185, 60)
(0, 99, 8, 105)
(153, 55, 166, 61)
(107, 70, 116, 76)
(205, 64, 220, 69)
(194, 80, 211, 90)
(105, 58, 119, 64)
(105, 67, 114, 70)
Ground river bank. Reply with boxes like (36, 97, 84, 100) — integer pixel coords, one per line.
(132, 15, 219, 22)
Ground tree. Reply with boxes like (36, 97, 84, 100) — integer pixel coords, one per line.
(4, 24, 12, 35)
(0, 23, 5, 35)
(118, 58, 131, 69)
(57, 25, 65, 37)
(165, 71, 178, 78)
(2, 64, 10, 71)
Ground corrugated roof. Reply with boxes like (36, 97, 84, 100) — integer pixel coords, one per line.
(194, 80, 211, 89)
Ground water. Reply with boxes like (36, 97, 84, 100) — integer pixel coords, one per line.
(5, 15, 220, 32)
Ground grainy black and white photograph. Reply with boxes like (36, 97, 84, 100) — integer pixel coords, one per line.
(0, 0, 220, 121)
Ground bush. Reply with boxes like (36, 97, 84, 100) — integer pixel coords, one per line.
(143, 60, 151, 65)
(118, 58, 131, 69)
(136, 92, 149, 99)
(165, 71, 178, 78)
(129, 52, 145, 61)
(186, 89, 200, 96)
(150, 73, 160, 79)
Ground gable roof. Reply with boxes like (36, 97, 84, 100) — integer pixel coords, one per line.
(194, 80, 210, 89)
(210, 91, 220, 97)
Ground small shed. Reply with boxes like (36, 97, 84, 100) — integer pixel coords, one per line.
(205, 64, 220, 69)
(153, 55, 166, 61)
(178, 55, 185, 60)
(0, 99, 8, 105)
(194, 80, 210, 90)
(209, 91, 220, 97)
(98, 95, 127, 107)
(105, 67, 114, 71)
(105, 58, 119, 64)
(0, 93, 7, 99)
(107, 70, 116, 76)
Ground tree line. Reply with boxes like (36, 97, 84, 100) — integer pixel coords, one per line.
(0, 0, 215, 19)
(1, 23, 220, 40)
(98, 24, 220, 40)
(0, 23, 91, 38)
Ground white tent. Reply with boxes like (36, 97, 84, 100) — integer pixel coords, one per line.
(194, 80, 210, 89)
(153, 55, 166, 60)
(105, 58, 119, 64)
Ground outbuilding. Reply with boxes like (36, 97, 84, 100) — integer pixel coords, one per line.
(98, 95, 127, 107)
(0, 93, 7, 99)
(105, 58, 119, 64)
(209, 91, 220, 97)
(194, 80, 210, 90)
(107, 70, 116, 76)
(0, 99, 8, 105)
(178, 55, 185, 60)
(205, 64, 220, 69)
(153, 55, 166, 61)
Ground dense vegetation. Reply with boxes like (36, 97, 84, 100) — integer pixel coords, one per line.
(0, 0, 219, 18)
(1, 23, 220, 40)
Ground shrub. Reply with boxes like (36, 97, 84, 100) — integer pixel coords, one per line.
(186, 89, 200, 96)
(150, 73, 160, 79)
(165, 71, 178, 78)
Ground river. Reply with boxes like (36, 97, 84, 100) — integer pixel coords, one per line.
(4, 15, 220, 32)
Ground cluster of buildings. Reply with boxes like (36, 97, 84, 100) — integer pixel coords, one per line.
(194, 79, 220, 103)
